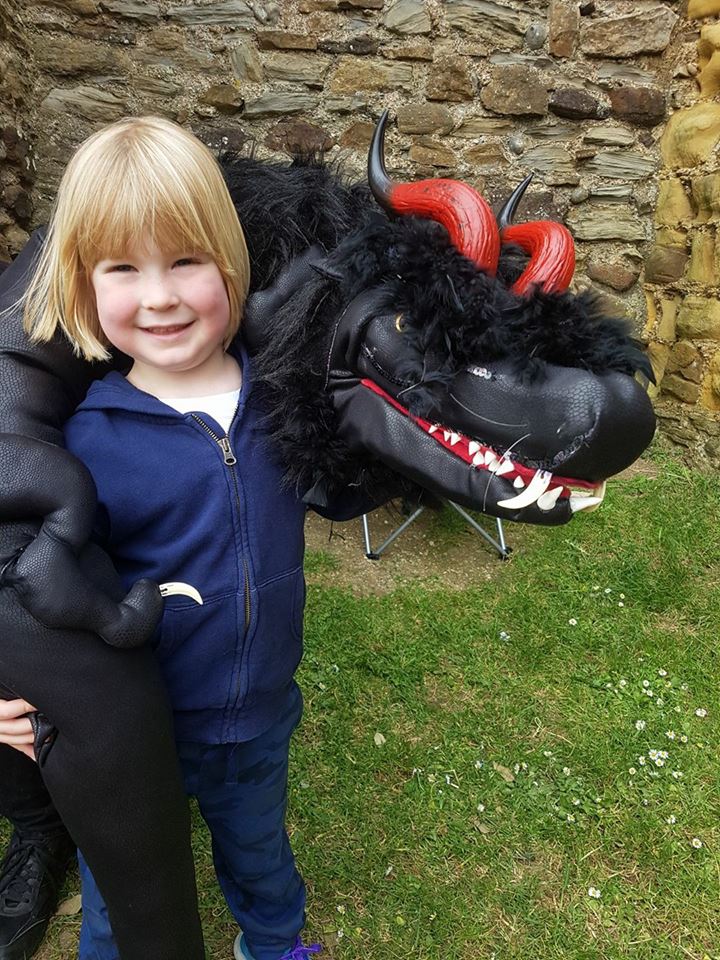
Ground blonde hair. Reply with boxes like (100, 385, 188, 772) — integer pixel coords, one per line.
(24, 116, 250, 361)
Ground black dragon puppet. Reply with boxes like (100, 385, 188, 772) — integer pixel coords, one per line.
(0, 112, 655, 960)
(234, 110, 655, 526)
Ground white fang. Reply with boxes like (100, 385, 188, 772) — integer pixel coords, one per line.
(537, 486, 563, 511)
(497, 470, 552, 509)
(492, 460, 514, 477)
(159, 582, 204, 605)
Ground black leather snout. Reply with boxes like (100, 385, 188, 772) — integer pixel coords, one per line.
(549, 369, 656, 481)
(430, 363, 656, 481)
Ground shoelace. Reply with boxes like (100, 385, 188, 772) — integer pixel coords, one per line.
(0, 838, 44, 910)
(281, 938, 322, 960)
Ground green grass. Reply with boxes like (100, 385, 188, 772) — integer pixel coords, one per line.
(16, 448, 720, 959)
(304, 549, 340, 576)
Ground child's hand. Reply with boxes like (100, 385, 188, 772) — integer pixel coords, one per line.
(0, 697, 37, 760)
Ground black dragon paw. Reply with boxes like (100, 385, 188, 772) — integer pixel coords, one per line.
(0, 433, 162, 648)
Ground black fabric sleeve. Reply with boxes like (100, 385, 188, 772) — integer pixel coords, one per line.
(0, 228, 109, 442)
(309, 484, 389, 522)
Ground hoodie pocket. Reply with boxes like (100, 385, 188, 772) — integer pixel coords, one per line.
(242, 567, 305, 704)
(156, 594, 238, 713)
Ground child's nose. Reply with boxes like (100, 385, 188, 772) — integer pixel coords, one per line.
(141, 277, 180, 310)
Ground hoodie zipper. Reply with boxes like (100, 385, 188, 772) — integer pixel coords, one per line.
(190, 410, 251, 637)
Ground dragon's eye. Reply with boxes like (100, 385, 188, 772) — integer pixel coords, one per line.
(395, 313, 406, 333)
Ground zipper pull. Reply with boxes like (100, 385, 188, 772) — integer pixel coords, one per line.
(219, 437, 237, 466)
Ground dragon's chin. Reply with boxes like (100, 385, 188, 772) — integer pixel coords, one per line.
(361, 379, 607, 516)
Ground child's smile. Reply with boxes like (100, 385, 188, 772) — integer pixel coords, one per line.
(142, 321, 195, 338)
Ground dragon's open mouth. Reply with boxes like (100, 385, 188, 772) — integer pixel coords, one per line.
(361, 379, 606, 514)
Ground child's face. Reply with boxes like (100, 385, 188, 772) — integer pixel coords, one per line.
(91, 242, 230, 376)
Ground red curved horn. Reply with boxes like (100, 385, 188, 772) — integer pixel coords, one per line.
(498, 175, 575, 295)
(368, 110, 500, 276)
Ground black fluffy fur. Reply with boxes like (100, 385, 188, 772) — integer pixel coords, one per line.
(221, 153, 651, 496)
(222, 153, 374, 291)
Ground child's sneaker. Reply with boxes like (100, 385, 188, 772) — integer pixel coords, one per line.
(234, 933, 322, 960)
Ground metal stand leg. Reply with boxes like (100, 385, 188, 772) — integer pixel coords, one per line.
(362, 506, 426, 560)
(446, 501, 511, 560)
(495, 516, 508, 556)
(361, 501, 511, 561)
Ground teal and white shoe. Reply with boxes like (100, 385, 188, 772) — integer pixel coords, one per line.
(234, 933, 254, 960)
(233, 932, 322, 960)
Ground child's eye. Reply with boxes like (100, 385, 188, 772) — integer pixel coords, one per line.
(174, 257, 198, 267)
(109, 263, 135, 273)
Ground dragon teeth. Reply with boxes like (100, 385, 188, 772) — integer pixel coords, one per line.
(569, 495, 604, 514)
(493, 460, 514, 477)
(569, 481, 606, 514)
(424, 420, 603, 519)
(567, 480, 606, 514)
(537, 486, 563, 511)
(497, 470, 552, 510)
(427, 420, 594, 518)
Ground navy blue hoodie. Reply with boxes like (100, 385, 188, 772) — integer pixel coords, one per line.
(64, 345, 310, 743)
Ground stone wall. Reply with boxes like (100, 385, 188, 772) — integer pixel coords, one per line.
(3, 0, 719, 462)
(0, 0, 36, 261)
(644, 0, 720, 464)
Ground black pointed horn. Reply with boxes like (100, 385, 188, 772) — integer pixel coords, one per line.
(497, 173, 534, 230)
(368, 109, 394, 212)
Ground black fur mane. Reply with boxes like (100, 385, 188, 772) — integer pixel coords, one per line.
(223, 153, 648, 380)
(222, 154, 373, 291)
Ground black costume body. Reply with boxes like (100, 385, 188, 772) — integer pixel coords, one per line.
(0, 144, 655, 959)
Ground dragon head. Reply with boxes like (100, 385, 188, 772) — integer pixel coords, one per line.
(231, 114, 656, 525)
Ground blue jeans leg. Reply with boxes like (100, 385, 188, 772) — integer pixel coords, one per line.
(181, 684, 305, 960)
(77, 850, 120, 960)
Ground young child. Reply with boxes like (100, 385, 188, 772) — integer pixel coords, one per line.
(24, 115, 324, 960)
